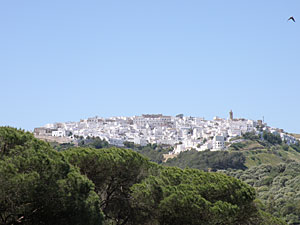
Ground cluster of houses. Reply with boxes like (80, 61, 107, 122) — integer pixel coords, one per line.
(34, 111, 298, 154)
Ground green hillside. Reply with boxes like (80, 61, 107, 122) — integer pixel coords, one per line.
(160, 139, 300, 172)
(224, 134, 300, 224)
(229, 139, 300, 168)
(49, 131, 300, 224)
(51, 133, 300, 171)
(0, 127, 286, 225)
(225, 162, 300, 224)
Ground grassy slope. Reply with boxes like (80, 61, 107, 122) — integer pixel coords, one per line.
(229, 140, 300, 168)
(226, 140, 300, 224)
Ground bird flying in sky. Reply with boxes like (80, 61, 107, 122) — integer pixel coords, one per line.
(288, 16, 296, 22)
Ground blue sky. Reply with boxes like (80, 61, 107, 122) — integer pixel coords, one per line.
(1, 0, 300, 133)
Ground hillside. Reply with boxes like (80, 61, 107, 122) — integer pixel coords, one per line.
(224, 137, 300, 224)
(229, 139, 300, 168)
(159, 137, 300, 224)
(51, 133, 300, 171)
(162, 131, 300, 171)
(0, 126, 286, 225)
(50, 132, 300, 224)
(225, 162, 300, 224)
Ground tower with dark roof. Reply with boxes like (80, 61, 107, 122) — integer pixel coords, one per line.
(229, 110, 233, 120)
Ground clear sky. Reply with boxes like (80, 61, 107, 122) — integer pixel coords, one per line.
(1, 0, 300, 133)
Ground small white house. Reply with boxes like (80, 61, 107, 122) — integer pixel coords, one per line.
(52, 129, 66, 137)
(212, 136, 225, 150)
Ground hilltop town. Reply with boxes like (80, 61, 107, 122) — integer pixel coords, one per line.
(34, 111, 298, 154)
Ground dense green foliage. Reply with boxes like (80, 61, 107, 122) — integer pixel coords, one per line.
(0, 126, 50, 158)
(51, 142, 75, 151)
(288, 143, 300, 153)
(79, 137, 110, 149)
(228, 138, 300, 168)
(0, 127, 285, 225)
(225, 163, 300, 224)
(241, 131, 282, 145)
(262, 131, 282, 145)
(63, 147, 156, 224)
(55, 140, 171, 164)
(130, 167, 285, 225)
(124, 142, 172, 163)
(164, 150, 247, 171)
(230, 131, 283, 151)
(242, 132, 261, 141)
(0, 127, 103, 225)
(52, 137, 110, 152)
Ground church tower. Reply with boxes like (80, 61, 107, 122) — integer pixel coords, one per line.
(229, 110, 233, 120)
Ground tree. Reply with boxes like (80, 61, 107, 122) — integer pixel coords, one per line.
(165, 150, 247, 171)
(243, 132, 260, 141)
(130, 167, 281, 225)
(63, 147, 157, 225)
(0, 127, 103, 225)
(262, 131, 282, 145)
(0, 127, 286, 225)
(0, 127, 49, 158)
(91, 137, 109, 149)
(226, 162, 300, 224)
(123, 141, 135, 149)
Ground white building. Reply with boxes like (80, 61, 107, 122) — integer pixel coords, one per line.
(52, 129, 66, 137)
(37, 112, 298, 154)
(212, 136, 225, 150)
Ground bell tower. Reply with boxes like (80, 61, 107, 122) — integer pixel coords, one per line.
(229, 110, 233, 120)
